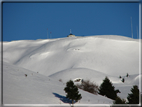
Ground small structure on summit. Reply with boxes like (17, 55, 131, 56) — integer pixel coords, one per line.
(67, 29, 75, 37)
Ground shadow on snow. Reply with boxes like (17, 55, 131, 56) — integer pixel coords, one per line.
(53, 93, 73, 104)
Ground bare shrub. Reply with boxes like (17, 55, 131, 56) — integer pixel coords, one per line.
(76, 80, 99, 95)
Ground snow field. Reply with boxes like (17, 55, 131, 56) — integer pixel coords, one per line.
(2, 35, 141, 105)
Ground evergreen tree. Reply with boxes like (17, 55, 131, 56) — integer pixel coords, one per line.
(64, 80, 82, 107)
(113, 96, 126, 104)
(98, 77, 117, 100)
(122, 78, 125, 83)
(126, 73, 129, 77)
(127, 85, 139, 104)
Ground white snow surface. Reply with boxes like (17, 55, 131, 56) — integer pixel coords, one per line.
(1, 35, 141, 105)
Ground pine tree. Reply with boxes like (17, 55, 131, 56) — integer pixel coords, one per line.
(126, 73, 129, 77)
(98, 77, 117, 100)
(113, 96, 126, 104)
(122, 78, 125, 83)
(127, 85, 139, 104)
(64, 80, 82, 107)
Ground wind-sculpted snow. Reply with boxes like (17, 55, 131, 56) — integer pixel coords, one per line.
(2, 35, 140, 105)
(3, 35, 139, 76)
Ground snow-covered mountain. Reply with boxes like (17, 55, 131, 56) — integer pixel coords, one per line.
(1, 35, 141, 105)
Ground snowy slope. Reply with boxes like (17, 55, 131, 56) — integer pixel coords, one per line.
(2, 61, 113, 105)
(2, 35, 141, 105)
(3, 35, 139, 76)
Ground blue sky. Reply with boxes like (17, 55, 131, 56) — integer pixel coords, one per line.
(3, 2, 139, 41)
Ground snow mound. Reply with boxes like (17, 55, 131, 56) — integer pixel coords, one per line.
(3, 61, 113, 104)
(49, 68, 121, 85)
(88, 35, 139, 41)
(3, 35, 139, 77)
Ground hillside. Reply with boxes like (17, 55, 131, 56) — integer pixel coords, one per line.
(3, 35, 139, 76)
(1, 35, 141, 105)
(3, 61, 113, 105)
